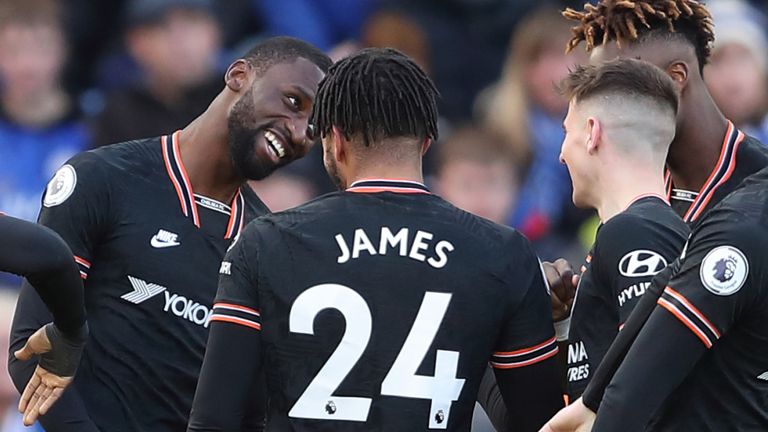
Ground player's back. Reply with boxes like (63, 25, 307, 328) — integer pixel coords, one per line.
(227, 181, 557, 431)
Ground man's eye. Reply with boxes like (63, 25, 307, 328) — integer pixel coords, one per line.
(287, 96, 300, 109)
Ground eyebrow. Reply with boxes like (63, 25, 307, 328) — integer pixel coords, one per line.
(290, 85, 315, 101)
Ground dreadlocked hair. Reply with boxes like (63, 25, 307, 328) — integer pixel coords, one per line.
(563, 0, 714, 71)
(310, 48, 439, 147)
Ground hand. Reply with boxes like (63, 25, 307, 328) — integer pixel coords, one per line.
(544, 258, 579, 322)
(15, 326, 75, 426)
(539, 397, 596, 432)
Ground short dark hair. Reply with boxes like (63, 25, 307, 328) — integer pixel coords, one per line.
(563, 0, 714, 73)
(242, 36, 332, 76)
(310, 47, 439, 147)
(560, 58, 678, 115)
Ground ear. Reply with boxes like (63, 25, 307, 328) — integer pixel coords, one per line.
(586, 116, 602, 155)
(421, 138, 432, 155)
(332, 126, 348, 164)
(225, 59, 251, 93)
(666, 61, 689, 91)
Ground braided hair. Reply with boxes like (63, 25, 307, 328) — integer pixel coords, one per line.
(564, 0, 715, 72)
(310, 48, 439, 147)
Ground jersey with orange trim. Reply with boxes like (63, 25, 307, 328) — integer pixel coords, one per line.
(9, 134, 269, 432)
(566, 196, 688, 399)
(666, 123, 768, 226)
(594, 167, 768, 431)
(192, 179, 563, 431)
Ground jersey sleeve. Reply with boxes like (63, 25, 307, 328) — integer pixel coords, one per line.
(490, 236, 558, 369)
(0, 215, 85, 333)
(593, 213, 686, 326)
(37, 151, 113, 281)
(209, 222, 262, 332)
(488, 234, 564, 431)
(656, 215, 762, 348)
(188, 222, 266, 432)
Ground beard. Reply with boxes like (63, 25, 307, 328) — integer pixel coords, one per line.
(228, 89, 278, 181)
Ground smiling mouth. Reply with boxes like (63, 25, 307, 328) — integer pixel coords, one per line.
(265, 130, 287, 159)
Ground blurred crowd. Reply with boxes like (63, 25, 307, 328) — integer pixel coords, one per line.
(0, 0, 767, 429)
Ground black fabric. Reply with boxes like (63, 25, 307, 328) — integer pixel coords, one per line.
(566, 197, 688, 398)
(593, 167, 768, 431)
(40, 323, 89, 377)
(189, 183, 562, 431)
(0, 214, 85, 333)
(8, 137, 269, 432)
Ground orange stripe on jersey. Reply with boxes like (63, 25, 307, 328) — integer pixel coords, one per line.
(209, 315, 261, 330)
(494, 336, 557, 357)
(491, 346, 559, 369)
(79, 271, 88, 280)
(683, 122, 733, 222)
(171, 131, 200, 227)
(161, 135, 188, 216)
(347, 187, 431, 194)
(690, 131, 744, 221)
(657, 298, 713, 348)
(74, 255, 91, 268)
(213, 302, 260, 316)
(665, 287, 721, 338)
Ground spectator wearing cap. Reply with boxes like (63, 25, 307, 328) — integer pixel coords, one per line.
(89, 0, 223, 147)
(704, 0, 768, 144)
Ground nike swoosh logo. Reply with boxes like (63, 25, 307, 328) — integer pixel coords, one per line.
(151, 237, 180, 248)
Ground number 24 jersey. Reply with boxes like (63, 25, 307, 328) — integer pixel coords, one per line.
(213, 181, 559, 431)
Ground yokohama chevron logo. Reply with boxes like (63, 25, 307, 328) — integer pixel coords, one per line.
(122, 276, 167, 304)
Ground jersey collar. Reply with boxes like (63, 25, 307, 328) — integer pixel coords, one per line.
(346, 179, 431, 194)
(664, 120, 745, 224)
(161, 131, 245, 239)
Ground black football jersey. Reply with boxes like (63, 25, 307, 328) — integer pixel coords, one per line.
(665, 122, 768, 226)
(566, 195, 689, 398)
(20, 131, 268, 431)
(213, 180, 558, 431)
(639, 168, 768, 430)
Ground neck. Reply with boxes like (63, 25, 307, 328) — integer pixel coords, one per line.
(2, 86, 69, 128)
(594, 161, 666, 222)
(178, 93, 242, 203)
(666, 83, 729, 191)
(346, 161, 424, 188)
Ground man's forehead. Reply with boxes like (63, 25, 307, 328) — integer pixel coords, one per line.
(260, 58, 325, 87)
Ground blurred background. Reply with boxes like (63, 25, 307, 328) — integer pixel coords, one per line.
(0, 0, 766, 430)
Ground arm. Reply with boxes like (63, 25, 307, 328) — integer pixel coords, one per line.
(478, 258, 577, 431)
(188, 224, 266, 431)
(9, 153, 111, 430)
(0, 214, 85, 333)
(489, 241, 564, 431)
(187, 321, 263, 432)
(9, 282, 98, 432)
(593, 307, 706, 430)
(594, 218, 757, 430)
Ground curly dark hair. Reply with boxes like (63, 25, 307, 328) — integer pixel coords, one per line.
(563, 0, 715, 72)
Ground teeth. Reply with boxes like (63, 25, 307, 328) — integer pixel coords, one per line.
(264, 131, 286, 158)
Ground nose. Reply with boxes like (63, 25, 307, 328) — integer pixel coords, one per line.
(559, 152, 566, 165)
(285, 117, 314, 158)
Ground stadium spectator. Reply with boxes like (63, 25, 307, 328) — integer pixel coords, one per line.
(478, 5, 589, 259)
(251, 0, 375, 54)
(704, 0, 768, 143)
(0, 0, 88, 223)
(90, 0, 223, 147)
(432, 125, 519, 225)
(364, 0, 541, 122)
